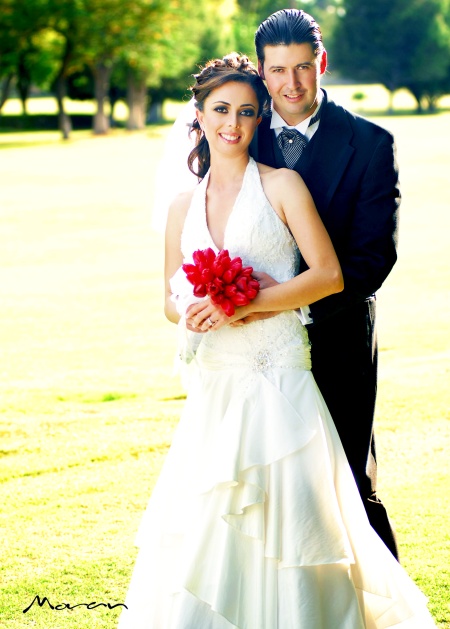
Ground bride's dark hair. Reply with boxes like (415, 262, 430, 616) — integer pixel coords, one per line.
(188, 52, 270, 180)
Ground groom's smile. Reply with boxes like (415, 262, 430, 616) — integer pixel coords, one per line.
(283, 91, 306, 103)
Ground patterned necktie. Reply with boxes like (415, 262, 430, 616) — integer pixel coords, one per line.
(277, 128, 308, 169)
(276, 107, 321, 169)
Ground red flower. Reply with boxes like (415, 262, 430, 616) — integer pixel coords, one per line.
(224, 284, 236, 296)
(207, 278, 225, 296)
(232, 292, 250, 306)
(182, 248, 260, 317)
(193, 248, 215, 269)
(221, 299, 235, 317)
(193, 284, 207, 298)
(246, 279, 260, 300)
(222, 258, 242, 283)
(212, 249, 231, 277)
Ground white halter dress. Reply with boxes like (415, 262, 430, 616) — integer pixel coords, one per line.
(118, 157, 436, 629)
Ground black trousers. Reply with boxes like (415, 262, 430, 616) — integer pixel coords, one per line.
(307, 298, 399, 559)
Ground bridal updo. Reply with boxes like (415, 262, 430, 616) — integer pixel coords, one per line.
(188, 52, 270, 179)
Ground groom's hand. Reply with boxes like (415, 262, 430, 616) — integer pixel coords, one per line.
(252, 271, 279, 290)
(230, 311, 279, 326)
(230, 271, 280, 326)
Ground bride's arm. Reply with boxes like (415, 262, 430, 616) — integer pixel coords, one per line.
(188, 169, 343, 331)
(246, 168, 343, 312)
(164, 191, 192, 324)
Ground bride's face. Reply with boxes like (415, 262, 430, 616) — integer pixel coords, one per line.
(196, 81, 262, 156)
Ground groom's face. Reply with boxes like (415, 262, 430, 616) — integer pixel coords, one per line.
(259, 43, 327, 126)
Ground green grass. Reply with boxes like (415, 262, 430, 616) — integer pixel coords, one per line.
(0, 86, 449, 627)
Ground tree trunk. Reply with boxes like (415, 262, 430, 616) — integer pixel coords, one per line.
(426, 95, 438, 113)
(18, 87, 29, 115)
(0, 73, 13, 112)
(55, 75, 72, 140)
(51, 37, 74, 139)
(109, 86, 121, 127)
(406, 86, 424, 114)
(126, 71, 147, 130)
(147, 99, 163, 123)
(17, 53, 31, 115)
(414, 94, 424, 114)
(93, 62, 112, 134)
(387, 89, 394, 114)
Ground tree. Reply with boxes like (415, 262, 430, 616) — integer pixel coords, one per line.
(75, 0, 147, 134)
(123, 0, 237, 128)
(0, 0, 239, 135)
(233, 0, 289, 59)
(406, 71, 450, 112)
(78, 0, 211, 132)
(0, 0, 88, 135)
(0, 0, 54, 114)
(45, 0, 86, 138)
(332, 0, 450, 112)
(401, 1, 450, 111)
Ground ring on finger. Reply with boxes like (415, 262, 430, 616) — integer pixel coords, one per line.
(207, 317, 215, 327)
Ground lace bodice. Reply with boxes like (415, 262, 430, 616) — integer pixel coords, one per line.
(181, 157, 299, 283)
(180, 157, 311, 372)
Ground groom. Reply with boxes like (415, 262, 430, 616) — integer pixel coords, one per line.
(248, 9, 401, 558)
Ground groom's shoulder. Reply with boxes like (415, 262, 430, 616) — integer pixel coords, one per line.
(324, 93, 394, 142)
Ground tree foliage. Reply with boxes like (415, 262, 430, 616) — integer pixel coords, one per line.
(0, 0, 59, 112)
(1, 0, 449, 131)
(333, 0, 450, 111)
(0, 0, 238, 135)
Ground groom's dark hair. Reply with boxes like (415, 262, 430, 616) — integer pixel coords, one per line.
(255, 9, 325, 63)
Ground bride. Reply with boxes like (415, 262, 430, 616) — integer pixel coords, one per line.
(118, 53, 435, 628)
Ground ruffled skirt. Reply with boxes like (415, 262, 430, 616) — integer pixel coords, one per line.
(118, 334, 435, 628)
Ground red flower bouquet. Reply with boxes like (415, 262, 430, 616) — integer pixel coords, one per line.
(182, 248, 260, 317)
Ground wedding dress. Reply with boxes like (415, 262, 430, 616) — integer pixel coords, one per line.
(118, 157, 436, 628)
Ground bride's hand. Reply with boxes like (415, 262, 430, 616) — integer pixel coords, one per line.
(186, 271, 280, 331)
(185, 300, 230, 332)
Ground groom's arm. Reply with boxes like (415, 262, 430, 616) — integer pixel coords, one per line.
(308, 131, 400, 325)
(241, 132, 400, 326)
(230, 272, 279, 326)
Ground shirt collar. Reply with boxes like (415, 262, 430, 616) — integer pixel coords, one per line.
(270, 90, 323, 133)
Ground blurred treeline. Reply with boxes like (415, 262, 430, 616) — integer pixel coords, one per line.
(0, 0, 449, 138)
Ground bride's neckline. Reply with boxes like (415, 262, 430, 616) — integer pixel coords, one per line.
(203, 158, 254, 251)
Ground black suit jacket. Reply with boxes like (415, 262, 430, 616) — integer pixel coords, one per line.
(250, 92, 403, 559)
(251, 90, 401, 325)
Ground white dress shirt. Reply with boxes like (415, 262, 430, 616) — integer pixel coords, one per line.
(269, 92, 324, 325)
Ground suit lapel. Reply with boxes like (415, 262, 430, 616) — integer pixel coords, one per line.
(253, 116, 278, 167)
(299, 93, 355, 216)
(253, 92, 356, 218)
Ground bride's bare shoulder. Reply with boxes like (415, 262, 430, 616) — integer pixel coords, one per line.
(256, 162, 305, 190)
(171, 187, 196, 210)
(167, 187, 195, 219)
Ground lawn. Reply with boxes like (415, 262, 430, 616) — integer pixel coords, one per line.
(0, 86, 449, 628)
